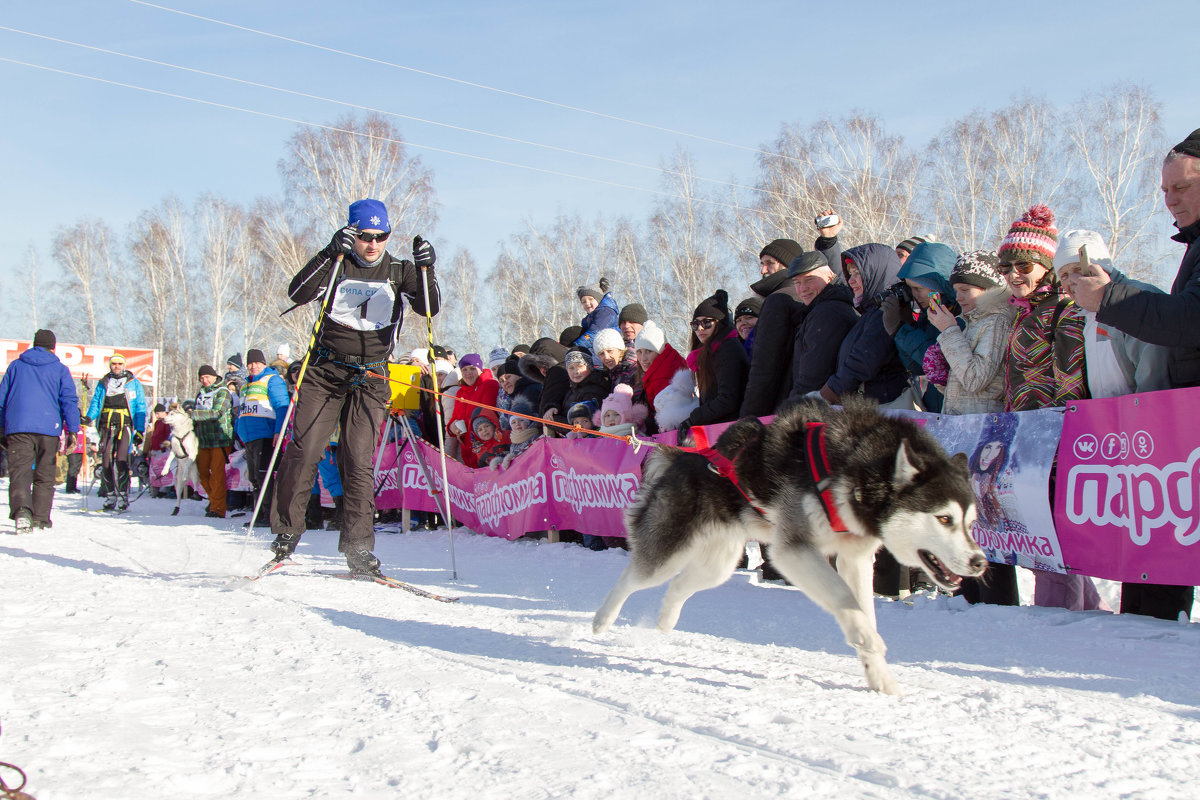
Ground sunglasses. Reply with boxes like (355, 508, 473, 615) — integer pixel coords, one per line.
(356, 231, 390, 243)
(998, 261, 1041, 276)
(691, 318, 717, 331)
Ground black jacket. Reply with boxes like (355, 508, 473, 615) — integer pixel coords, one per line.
(740, 291, 804, 416)
(1098, 219, 1200, 388)
(686, 332, 749, 427)
(787, 282, 859, 400)
(519, 339, 572, 421)
(559, 369, 613, 427)
(289, 246, 439, 361)
(740, 234, 845, 416)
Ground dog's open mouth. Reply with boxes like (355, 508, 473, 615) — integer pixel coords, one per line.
(918, 550, 962, 590)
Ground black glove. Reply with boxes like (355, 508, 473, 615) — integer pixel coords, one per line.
(133, 431, 144, 448)
(880, 294, 905, 336)
(81, 416, 92, 427)
(413, 236, 435, 269)
(326, 226, 357, 257)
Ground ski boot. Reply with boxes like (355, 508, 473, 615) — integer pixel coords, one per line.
(102, 495, 118, 511)
(272, 532, 301, 559)
(345, 548, 383, 579)
(115, 495, 129, 513)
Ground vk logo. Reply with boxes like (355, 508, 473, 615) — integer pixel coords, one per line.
(1073, 434, 1098, 461)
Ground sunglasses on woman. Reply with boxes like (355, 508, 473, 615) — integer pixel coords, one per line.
(998, 261, 1041, 276)
(691, 317, 716, 331)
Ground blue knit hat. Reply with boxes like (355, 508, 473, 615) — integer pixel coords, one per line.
(347, 199, 390, 232)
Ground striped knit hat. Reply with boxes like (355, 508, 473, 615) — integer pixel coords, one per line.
(998, 205, 1058, 270)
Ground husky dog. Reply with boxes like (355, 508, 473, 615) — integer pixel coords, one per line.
(593, 398, 986, 695)
(161, 405, 201, 516)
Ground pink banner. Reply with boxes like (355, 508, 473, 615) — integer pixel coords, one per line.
(376, 435, 650, 540)
(1055, 388, 1200, 585)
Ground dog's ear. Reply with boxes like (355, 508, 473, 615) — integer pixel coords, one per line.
(893, 440, 920, 488)
(950, 451, 969, 479)
(715, 416, 764, 458)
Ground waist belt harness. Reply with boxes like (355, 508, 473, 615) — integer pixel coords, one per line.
(315, 348, 388, 389)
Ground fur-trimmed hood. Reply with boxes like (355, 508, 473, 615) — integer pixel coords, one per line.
(519, 337, 569, 383)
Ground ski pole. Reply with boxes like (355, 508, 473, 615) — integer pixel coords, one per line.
(416, 241, 457, 580)
(240, 253, 345, 549)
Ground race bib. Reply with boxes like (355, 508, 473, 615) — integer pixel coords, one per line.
(194, 391, 216, 411)
(329, 278, 397, 332)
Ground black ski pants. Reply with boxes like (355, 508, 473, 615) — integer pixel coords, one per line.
(65, 452, 83, 492)
(243, 438, 276, 509)
(98, 419, 132, 498)
(6, 433, 59, 523)
(271, 358, 389, 554)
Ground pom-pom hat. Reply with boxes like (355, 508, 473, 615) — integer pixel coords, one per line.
(692, 289, 730, 322)
(998, 205, 1058, 271)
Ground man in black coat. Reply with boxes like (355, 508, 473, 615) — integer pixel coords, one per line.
(1072, 128, 1200, 621)
(740, 213, 846, 417)
(783, 253, 859, 402)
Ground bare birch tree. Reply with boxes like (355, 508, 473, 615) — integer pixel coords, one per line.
(128, 198, 192, 398)
(55, 219, 117, 343)
(278, 112, 438, 238)
(426, 248, 480, 354)
(1066, 84, 1169, 277)
(647, 149, 737, 337)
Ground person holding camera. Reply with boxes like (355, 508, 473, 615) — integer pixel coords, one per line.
(268, 198, 440, 578)
(880, 241, 960, 412)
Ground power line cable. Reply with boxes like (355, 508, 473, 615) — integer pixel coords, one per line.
(0, 25, 790, 202)
(0, 55, 768, 218)
(124, 0, 1015, 215)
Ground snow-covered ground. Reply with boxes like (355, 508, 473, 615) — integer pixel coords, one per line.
(3, 485, 1200, 799)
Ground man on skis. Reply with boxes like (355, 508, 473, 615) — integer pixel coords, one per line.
(83, 353, 148, 511)
(269, 198, 440, 577)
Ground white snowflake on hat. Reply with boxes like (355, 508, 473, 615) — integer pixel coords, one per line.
(370, 215, 382, 227)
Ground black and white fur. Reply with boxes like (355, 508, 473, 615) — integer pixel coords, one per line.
(593, 398, 986, 695)
(161, 406, 200, 516)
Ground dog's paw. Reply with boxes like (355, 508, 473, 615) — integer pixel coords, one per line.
(860, 653, 901, 696)
(591, 613, 613, 635)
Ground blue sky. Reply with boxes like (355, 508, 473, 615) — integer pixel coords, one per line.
(1, 0, 1195, 296)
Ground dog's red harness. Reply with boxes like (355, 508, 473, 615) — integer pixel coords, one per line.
(803, 423, 850, 533)
(681, 422, 848, 532)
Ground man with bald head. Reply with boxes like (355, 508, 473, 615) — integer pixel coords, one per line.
(1070, 128, 1200, 621)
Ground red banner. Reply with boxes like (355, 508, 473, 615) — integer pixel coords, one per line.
(0, 338, 160, 389)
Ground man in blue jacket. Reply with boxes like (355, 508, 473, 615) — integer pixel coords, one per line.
(0, 330, 81, 530)
(235, 348, 290, 524)
(83, 351, 148, 511)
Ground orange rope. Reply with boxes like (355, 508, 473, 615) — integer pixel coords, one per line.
(365, 370, 647, 448)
